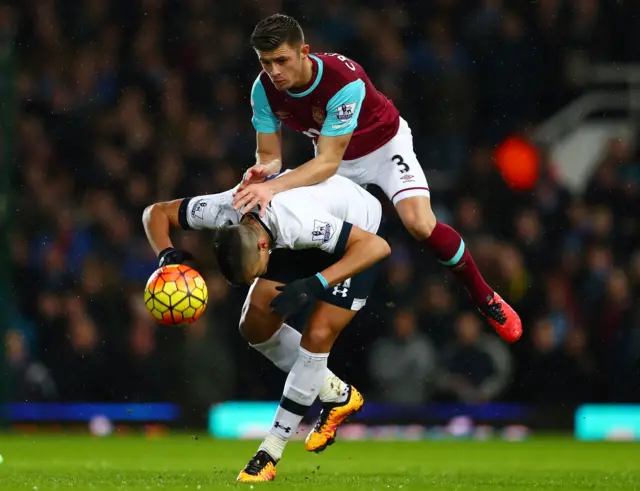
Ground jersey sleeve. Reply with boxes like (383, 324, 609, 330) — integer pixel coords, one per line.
(177, 188, 240, 230)
(251, 75, 281, 134)
(268, 197, 352, 255)
(320, 79, 366, 137)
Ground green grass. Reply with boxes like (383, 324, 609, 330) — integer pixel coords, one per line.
(0, 434, 639, 490)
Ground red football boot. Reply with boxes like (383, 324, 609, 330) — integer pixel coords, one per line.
(479, 293, 522, 343)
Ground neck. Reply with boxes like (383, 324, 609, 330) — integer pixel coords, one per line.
(293, 56, 314, 88)
(243, 215, 272, 247)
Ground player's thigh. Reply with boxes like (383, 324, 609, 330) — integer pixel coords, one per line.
(317, 256, 380, 313)
(304, 257, 381, 352)
(301, 301, 358, 352)
(248, 247, 332, 339)
(239, 278, 285, 344)
(373, 118, 431, 206)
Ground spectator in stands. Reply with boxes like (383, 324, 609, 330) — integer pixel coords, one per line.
(520, 317, 594, 403)
(368, 309, 436, 404)
(7, 0, 640, 407)
(6, 329, 57, 402)
(436, 312, 512, 403)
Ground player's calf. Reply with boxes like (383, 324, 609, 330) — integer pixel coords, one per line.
(395, 197, 522, 342)
(240, 345, 327, 479)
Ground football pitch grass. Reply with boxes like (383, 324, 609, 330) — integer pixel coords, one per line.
(1, 434, 639, 490)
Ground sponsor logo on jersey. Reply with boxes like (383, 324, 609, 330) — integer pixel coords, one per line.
(275, 110, 290, 120)
(312, 219, 333, 243)
(312, 106, 325, 125)
(335, 102, 356, 122)
(191, 199, 207, 220)
(400, 174, 415, 183)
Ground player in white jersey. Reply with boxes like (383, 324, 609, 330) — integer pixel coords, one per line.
(142, 172, 390, 482)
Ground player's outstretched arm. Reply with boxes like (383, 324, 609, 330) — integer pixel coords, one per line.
(232, 132, 352, 215)
(257, 130, 283, 171)
(142, 200, 194, 266)
(142, 200, 183, 255)
(318, 224, 390, 287)
(269, 224, 389, 317)
(238, 131, 283, 191)
(267, 75, 365, 195)
(267, 132, 352, 194)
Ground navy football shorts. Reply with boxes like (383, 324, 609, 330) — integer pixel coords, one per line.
(261, 222, 386, 312)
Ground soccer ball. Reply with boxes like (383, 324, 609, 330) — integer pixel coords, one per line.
(144, 264, 208, 325)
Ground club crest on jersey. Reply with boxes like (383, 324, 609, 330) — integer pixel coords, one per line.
(312, 106, 325, 125)
(336, 102, 356, 122)
(312, 219, 333, 243)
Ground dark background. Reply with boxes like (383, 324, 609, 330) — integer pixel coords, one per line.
(4, 0, 640, 424)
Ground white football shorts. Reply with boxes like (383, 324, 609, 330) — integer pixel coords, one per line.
(337, 117, 430, 205)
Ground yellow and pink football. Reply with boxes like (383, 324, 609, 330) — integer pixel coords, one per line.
(144, 264, 208, 325)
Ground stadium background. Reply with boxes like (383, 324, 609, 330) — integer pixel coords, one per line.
(2, 0, 640, 432)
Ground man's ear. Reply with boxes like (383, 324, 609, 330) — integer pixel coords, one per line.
(300, 44, 310, 58)
(258, 237, 270, 251)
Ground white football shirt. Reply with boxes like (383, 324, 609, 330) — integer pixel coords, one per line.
(180, 171, 382, 255)
(179, 186, 241, 230)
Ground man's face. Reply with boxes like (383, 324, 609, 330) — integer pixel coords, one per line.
(256, 42, 309, 91)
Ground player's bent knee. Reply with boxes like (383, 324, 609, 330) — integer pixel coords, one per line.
(238, 305, 261, 343)
(397, 198, 437, 240)
(239, 282, 284, 344)
(407, 215, 436, 240)
(301, 325, 334, 352)
(239, 304, 283, 344)
(301, 319, 343, 353)
(302, 302, 356, 352)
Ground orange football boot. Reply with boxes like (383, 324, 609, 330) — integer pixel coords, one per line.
(236, 450, 278, 482)
(305, 385, 364, 453)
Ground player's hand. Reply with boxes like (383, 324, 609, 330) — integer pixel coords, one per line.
(232, 182, 275, 217)
(237, 163, 271, 192)
(270, 275, 328, 317)
(158, 247, 194, 268)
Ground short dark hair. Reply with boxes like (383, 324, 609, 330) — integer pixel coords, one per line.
(250, 14, 304, 51)
(212, 225, 259, 286)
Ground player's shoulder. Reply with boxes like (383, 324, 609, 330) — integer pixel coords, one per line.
(251, 71, 271, 95)
(265, 189, 309, 246)
(270, 186, 305, 212)
(314, 52, 363, 85)
(184, 190, 240, 229)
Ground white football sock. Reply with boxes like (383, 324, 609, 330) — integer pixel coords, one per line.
(319, 372, 349, 404)
(250, 323, 300, 372)
(258, 347, 329, 460)
(250, 324, 348, 403)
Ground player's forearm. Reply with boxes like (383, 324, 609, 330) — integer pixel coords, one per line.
(270, 155, 339, 193)
(257, 157, 282, 175)
(255, 130, 282, 175)
(320, 235, 390, 287)
(142, 203, 177, 255)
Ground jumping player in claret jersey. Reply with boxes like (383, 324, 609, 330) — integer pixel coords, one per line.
(234, 16, 522, 341)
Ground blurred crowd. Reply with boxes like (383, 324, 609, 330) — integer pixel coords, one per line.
(5, 0, 640, 412)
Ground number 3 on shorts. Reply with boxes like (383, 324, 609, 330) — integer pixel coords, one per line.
(392, 154, 410, 174)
